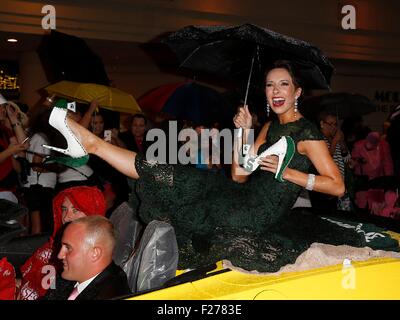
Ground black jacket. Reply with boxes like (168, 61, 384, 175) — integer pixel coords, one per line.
(43, 261, 131, 300)
(119, 131, 150, 154)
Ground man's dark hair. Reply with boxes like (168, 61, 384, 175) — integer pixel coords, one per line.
(131, 113, 147, 125)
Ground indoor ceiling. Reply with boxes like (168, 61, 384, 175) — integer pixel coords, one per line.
(0, 30, 144, 64)
(0, 31, 43, 60)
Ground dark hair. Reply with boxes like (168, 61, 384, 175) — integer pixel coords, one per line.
(265, 60, 303, 89)
(318, 110, 336, 124)
(131, 113, 147, 125)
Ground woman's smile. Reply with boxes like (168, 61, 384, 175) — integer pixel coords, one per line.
(272, 97, 286, 107)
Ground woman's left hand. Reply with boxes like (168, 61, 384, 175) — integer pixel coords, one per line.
(258, 155, 279, 174)
(5, 104, 18, 123)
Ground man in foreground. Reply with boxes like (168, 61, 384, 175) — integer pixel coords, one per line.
(44, 216, 131, 300)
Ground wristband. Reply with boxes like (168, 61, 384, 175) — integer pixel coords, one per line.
(305, 174, 316, 191)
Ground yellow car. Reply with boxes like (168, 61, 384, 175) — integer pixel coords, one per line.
(125, 227, 400, 300)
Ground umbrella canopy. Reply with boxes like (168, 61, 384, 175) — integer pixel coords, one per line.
(300, 92, 377, 120)
(138, 81, 230, 126)
(162, 24, 334, 91)
(37, 30, 109, 85)
(45, 81, 142, 115)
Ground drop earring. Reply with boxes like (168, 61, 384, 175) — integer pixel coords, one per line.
(294, 98, 298, 118)
(266, 101, 270, 117)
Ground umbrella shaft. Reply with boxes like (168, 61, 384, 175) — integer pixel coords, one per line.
(243, 47, 257, 107)
(240, 47, 258, 143)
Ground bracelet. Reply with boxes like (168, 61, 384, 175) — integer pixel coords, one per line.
(11, 122, 21, 128)
(305, 174, 316, 191)
(46, 97, 54, 103)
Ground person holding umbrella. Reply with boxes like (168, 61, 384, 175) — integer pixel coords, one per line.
(42, 61, 387, 274)
(231, 61, 343, 196)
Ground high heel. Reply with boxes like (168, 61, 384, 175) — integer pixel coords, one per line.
(42, 100, 89, 167)
(242, 136, 295, 182)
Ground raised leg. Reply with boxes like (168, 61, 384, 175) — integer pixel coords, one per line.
(44, 106, 141, 179)
(67, 116, 140, 179)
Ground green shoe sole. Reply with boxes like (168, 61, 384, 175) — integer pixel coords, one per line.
(45, 155, 89, 168)
(276, 136, 295, 182)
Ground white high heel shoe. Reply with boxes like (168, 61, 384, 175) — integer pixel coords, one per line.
(242, 136, 295, 182)
(42, 100, 89, 167)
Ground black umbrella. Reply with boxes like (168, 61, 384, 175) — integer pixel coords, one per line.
(37, 30, 110, 85)
(37, 30, 121, 128)
(162, 24, 334, 95)
(300, 92, 377, 120)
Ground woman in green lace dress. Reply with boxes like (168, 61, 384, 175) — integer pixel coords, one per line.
(48, 61, 367, 272)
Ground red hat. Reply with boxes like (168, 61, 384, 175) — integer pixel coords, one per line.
(52, 186, 106, 237)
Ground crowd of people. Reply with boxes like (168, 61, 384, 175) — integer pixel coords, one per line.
(0, 96, 150, 232)
(0, 59, 399, 300)
(0, 96, 154, 299)
(310, 110, 398, 218)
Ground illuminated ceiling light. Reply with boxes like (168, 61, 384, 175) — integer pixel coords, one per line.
(6, 38, 18, 43)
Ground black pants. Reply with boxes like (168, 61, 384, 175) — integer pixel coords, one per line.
(21, 185, 55, 233)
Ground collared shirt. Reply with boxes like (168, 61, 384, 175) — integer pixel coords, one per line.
(74, 272, 101, 295)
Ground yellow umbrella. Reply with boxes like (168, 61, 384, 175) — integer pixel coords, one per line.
(45, 80, 142, 114)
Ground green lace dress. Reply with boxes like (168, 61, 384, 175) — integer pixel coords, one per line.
(132, 118, 399, 272)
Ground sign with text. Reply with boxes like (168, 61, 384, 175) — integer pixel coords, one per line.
(374, 90, 399, 113)
(0, 61, 19, 100)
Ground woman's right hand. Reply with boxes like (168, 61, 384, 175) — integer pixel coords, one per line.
(233, 105, 252, 129)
